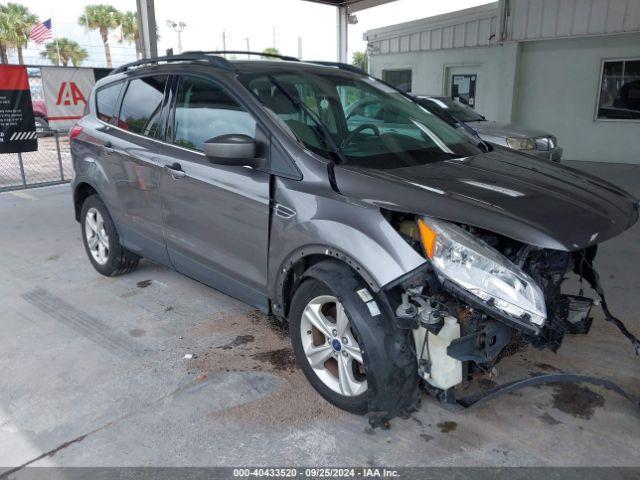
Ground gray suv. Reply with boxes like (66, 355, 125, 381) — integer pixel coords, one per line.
(70, 52, 639, 426)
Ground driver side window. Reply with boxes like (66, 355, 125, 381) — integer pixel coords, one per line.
(173, 76, 256, 152)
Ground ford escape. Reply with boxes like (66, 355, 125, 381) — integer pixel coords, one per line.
(70, 52, 640, 426)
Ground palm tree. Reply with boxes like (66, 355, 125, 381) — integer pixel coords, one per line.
(352, 51, 368, 72)
(40, 38, 88, 66)
(0, 3, 39, 64)
(262, 47, 280, 57)
(0, 7, 9, 63)
(79, 4, 120, 67)
(119, 11, 142, 59)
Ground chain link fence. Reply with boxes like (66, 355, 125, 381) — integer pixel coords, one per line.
(0, 130, 73, 192)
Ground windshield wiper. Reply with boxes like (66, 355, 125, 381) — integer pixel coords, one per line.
(266, 74, 347, 164)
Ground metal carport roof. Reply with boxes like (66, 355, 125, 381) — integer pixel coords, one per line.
(301, 0, 397, 12)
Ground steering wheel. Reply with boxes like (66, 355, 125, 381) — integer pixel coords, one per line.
(341, 123, 381, 147)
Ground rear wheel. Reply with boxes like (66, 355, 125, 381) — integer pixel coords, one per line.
(80, 195, 139, 276)
(289, 260, 419, 423)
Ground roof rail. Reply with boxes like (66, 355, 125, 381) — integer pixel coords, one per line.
(184, 50, 301, 63)
(307, 61, 366, 75)
(110, 53, 235, 75)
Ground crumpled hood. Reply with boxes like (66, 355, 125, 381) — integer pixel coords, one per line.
(466, 120, 551, 139)
(335, 150, 639, 251)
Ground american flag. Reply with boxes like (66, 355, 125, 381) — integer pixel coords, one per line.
(29, 19, 53, 44)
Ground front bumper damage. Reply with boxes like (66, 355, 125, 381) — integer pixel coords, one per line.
(377, 253, 640, 423)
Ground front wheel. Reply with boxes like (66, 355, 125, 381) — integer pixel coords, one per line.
(289, 260, 419, 424)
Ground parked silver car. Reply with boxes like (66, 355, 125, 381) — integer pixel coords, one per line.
(416, 96, 563, 161)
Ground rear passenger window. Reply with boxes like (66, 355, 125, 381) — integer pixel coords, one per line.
(118, 76, 168, 138)
(172, 76, 256, 152)
(95, 82, 123, 124)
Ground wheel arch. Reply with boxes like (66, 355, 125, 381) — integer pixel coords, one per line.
(73, 181, 100, 221)
(273, 245, 380, 320)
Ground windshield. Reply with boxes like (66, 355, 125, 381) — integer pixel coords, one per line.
(426, 97, 485, 123)
(239, 71, 482, 169)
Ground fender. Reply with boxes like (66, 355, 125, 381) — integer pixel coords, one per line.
(267, 183, 428, 316)
(72, 176, 128, 246)
(72, 177, 105, 220)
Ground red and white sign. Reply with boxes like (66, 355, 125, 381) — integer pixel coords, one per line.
(0, 65, 37, 153)
(41, 66, 95, 130)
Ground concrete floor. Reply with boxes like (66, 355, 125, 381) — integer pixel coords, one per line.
(0, 161, 639, 469)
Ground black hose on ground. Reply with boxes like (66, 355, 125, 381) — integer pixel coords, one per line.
(577, 252, 640, 356)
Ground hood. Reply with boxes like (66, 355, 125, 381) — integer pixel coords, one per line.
(334, 150, 639, 251)
(466, 121, 551, 139)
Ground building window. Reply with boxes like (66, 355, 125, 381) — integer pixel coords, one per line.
(597, 59, 640, 120)
(382, 69, 412, 93)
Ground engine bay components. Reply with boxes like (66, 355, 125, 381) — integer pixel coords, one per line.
(413, 311, 462, 390)
(383, 211, 640, 415)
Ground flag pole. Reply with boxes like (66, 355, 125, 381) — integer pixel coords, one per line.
(50, 12, 61, 65)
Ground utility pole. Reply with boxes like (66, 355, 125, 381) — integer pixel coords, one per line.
(222, 30, 227, 52)
(297, 36, 303, 60)
(245, 37, 250, 58)
(272, 26, 278, 49)
(136, 0, 158, 58)
(166, 19, 186, 53)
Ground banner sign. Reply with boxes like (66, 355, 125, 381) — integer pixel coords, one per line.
(42, 66, 95, 130)
(0, 65, 37, 154)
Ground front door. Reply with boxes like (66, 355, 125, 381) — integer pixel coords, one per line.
(159, 74, 270, 309)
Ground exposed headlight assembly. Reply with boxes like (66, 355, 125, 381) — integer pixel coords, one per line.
(418, 217, 547, 328)
(506, 137, 536, 150)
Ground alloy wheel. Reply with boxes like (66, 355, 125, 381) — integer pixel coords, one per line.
(85, 207, 109, 265)
(300, 295, 367, 397)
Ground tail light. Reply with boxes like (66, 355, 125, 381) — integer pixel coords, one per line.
(69, 124, 83, 140)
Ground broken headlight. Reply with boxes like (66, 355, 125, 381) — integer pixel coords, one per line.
(418, 217, 547, 327)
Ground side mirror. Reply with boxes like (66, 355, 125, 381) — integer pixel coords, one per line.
(203, 134, 260, 168)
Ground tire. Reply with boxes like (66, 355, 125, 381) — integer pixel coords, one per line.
(289, 260, 419, 425)
(34, 117, 50, 137)
(80, 195, 140, 276)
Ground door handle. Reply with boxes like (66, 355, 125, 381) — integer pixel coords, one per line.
(164, 162, 186, 179)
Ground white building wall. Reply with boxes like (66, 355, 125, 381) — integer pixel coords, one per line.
(513, 34, 640, 163)
(365, 0, 640, 163)
(369, 43, 520, 123)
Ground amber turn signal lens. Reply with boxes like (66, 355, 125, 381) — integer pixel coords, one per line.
(418, 219, 437, 259)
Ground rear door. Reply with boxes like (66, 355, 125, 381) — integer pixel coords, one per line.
(159, 74, 271, 309)
(103, 74, 171, 263)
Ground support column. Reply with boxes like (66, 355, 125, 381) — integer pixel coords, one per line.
(337, 5, 348, 63)
(136, 0, 158, 59)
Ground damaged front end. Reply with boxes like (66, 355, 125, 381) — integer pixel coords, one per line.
(381, 211, 640, 410)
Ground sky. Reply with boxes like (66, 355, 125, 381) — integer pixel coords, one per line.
(15, 0, 493, 67)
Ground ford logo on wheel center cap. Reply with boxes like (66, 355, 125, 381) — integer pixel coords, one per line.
(331, 338, 342, 351)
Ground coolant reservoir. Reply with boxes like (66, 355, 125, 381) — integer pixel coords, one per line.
(413, 316, 462, 390)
